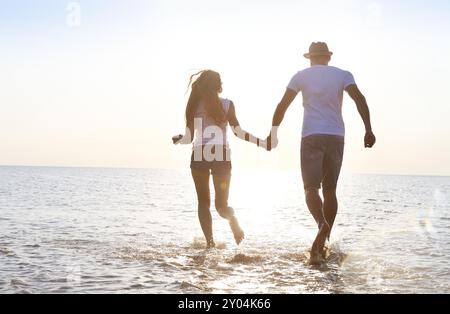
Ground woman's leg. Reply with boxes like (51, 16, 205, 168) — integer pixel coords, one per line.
(191, 169, 214, 248)
(212, 173, 245, 245)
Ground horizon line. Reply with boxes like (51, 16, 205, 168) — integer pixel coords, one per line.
(0, 164, 449, 178)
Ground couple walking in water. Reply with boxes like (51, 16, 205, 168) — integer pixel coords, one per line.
(173, 42, 376, 264)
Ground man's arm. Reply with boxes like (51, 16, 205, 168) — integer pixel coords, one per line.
(272, 88, 298, 127)
(266, 88, 297, 150)
(345, 84, 376, 148)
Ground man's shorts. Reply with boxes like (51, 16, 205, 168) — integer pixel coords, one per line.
(301, 134, 345, 192)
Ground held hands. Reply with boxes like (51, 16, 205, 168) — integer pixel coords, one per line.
(256, 138, 268, 150)
(172, 134, 192, 145)
(364, 131, 376, 148)
(265, 135, 276, 152)
(265, 127, 279, 152)
(173, 128, 193, 145)
(172, 135, 183, 145)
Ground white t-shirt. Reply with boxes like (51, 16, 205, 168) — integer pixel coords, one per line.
(193, 98, 231, 147)
(287, 65, 356, 138)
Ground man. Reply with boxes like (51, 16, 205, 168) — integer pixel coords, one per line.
(267, 42, 376, 264)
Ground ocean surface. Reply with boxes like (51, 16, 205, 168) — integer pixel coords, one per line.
(0, 166, 449, 294)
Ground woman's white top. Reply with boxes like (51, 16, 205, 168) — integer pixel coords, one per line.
(192, 98, 231, 147)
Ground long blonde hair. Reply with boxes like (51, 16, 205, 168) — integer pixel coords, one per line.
(185, 70, 226, 127)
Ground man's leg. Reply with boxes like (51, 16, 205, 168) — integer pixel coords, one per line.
(301, 136, 330, 259)
(305, 188, 324, 225)
(322, 136, 344, 241)
(306, 188, 330, 255)
(323, 189, 338, 240)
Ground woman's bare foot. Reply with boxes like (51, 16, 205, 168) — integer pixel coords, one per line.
(206, 239, 216, 249)
(229, 216, 245, 245)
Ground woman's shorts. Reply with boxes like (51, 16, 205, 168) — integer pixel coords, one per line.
(190, 145, 232, 176)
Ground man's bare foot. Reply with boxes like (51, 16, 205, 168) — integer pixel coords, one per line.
(311, 222, 330, 254)
(229, 216, 245, 245)
(206, 239, 216, 249)
(309, 250, 326, 266)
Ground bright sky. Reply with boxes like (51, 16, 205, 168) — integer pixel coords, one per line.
(1, 0, 450, 176)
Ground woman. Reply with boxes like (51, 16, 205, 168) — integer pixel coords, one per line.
(172, 70, 266, 249)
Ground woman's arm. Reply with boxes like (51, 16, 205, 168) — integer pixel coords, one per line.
(172, 123, 194, 145)
(227, 101, 266, 148)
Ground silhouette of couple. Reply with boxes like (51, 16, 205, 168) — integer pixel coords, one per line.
(173, 42, 376, 265)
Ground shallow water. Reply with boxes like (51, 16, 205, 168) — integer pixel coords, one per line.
(0, 166, 449, 294)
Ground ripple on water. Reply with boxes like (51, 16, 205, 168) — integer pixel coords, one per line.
(10, 279, 29, 288)
(179, 281, 211, 292)
(324, 249, 348, 266)
(24, 244, 41, 248)
(128, 283, 145, 289)
(50, 238, 105, 249)
(227, 254, 264, 265)
(189, 238, 227, 250)
(50, 286, 72, 293)
(115, 246, 159, 262)
(0, 247, 17, 257)
(280, 252, 309, 263)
